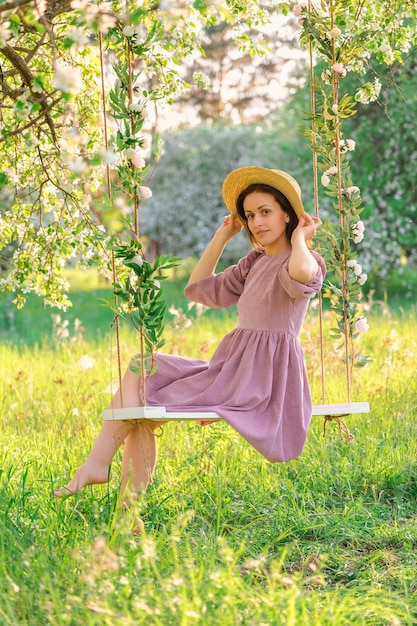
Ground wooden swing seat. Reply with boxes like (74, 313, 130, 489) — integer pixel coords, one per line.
(103, 402, 369, 421)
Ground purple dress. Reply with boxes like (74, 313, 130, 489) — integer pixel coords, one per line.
(145, 249, 326, 462)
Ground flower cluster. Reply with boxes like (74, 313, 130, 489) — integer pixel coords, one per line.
(340, 139, 355, 153)
(346, 259, 367, 287)
(321, 166, 337, 188)
(352, 220, 365, 244)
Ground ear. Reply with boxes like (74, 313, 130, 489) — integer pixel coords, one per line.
(285, 215, 290, 223)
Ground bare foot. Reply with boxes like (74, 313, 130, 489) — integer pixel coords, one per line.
(54, 462, 111, 498)
(131, 516, 145, 536)
(121, 505, 144, 535)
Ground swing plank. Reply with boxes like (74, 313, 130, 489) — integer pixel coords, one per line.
(102, 402, 369, 421)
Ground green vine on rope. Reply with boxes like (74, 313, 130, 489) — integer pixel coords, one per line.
(100, 7, 184, 401)
(112, 236, 180, 377)
(297, 0, 377, 393)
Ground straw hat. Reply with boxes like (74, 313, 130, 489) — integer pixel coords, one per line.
(222, 166, 305, 218)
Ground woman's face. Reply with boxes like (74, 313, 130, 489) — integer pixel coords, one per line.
(243, 190, 291, 256)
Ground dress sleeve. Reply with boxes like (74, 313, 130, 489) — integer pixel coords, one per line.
(184, 249, 262, 308)
(279, 250, 326, 300)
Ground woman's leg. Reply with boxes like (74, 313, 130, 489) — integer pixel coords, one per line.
(54, 358, 146, 498)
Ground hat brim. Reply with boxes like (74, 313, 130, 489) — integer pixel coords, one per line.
(222, 166, 305, 218)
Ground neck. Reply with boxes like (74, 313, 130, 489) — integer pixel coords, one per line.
(264, 241, 292, 257)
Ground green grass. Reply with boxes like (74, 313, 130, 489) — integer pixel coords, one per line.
(1, 271, 417, 624)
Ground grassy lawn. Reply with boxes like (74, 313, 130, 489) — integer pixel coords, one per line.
(0, 268, 416, 624)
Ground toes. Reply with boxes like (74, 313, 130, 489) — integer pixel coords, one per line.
(54, 486, 75, 498)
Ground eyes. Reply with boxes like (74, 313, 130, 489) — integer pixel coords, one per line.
(245, 209, 271, 220)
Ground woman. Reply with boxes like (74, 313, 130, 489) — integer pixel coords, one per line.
(55, 166, 325, 506)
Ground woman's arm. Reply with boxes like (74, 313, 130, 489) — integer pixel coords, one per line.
(187, 214, 242, 286)
(288, 214, 322, 283)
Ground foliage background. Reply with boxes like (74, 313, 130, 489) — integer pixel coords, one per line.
(1, 0, 416, 309)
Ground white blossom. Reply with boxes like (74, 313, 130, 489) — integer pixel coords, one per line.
(98, 148, 118, 165)
(355, 317, 369, 333)
(123, 25, 135, 37)
(77, 355, 96, 370)
(356, 79, 381, 104)
(352, 220, 365, 243)
(328, 27, 342, 39)
(354, 263, 362, 276)
(131, 152, 146, 168)
(0, 23, 12, 46)
(321, 173, 330, 187)
(70, 0, 90, 8)
(129, 254, 144, 266)
(53, 64, 83, 95)
(124, 148, 146, 168)
(332, 62, 347, 78)
(346, 186, 360, 197)
(321, 69, 332, 84)
(66, 27, 90, 47)
(358, 273, 368, 285)
(69, 159, 86, 174)
(129, 103, 143, 113)
(140, 136, 150, 151)
(97, 11, 118, 32)
(140, 186, 152, 199)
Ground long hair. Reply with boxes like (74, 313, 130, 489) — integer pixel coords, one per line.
(236, 183, 299, 249)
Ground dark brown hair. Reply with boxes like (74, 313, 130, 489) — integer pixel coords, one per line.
(236, 183, 299, 248)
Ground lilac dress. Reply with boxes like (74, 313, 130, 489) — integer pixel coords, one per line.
(145, 249, 326, 463)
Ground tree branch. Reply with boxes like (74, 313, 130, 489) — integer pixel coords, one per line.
(0, 96, 62, 142)
(0, 44, 58, 142)
(0, 0, 34, 13)
(45, 0, 73, 20)
(0, 0, 73, 18)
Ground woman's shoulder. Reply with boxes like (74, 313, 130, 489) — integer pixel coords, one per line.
(241, 248, 265, 265)
(235, 248, 265, 275)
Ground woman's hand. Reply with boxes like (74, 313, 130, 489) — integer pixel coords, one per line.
(187, 214, 242, 286)
(215, 213, 243, 241)
(291, 213, 322, 244)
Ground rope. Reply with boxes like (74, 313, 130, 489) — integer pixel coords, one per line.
(323, 415, 355, 443)
(308, 19, 326, 405)
(308, 1, 352, 406)
(329, 4, 351, 403)
(99, 30, 123, 405)
(308, 2, 353, 442)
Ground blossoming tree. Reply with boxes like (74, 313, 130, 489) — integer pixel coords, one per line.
(0, 0, 272, 309)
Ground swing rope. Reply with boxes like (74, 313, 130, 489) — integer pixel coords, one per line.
(307, 8, 354, 442)
(308, 28, 326, 407)
(99, 29, 124, 407)
(329, 6, 352, 404)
